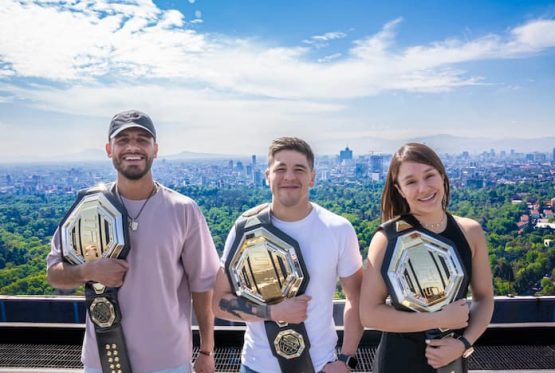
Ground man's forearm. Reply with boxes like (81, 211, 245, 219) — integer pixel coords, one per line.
(341, 297, 364, 355)
(340, 269, 364, 356)
(217, 295, 271, 322)
(192, 291, 216, 353)
(47, 261, 87, 289)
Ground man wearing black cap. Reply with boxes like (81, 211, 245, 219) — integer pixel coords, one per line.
(47, 110, 220, 373)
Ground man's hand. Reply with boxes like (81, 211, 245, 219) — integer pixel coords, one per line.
(322, 360, 350, 373)
(438, 299, 469, 330)
(270, 295, 311, 324)
(193, 352, 215, 373)
(84, 258, 128, 287)
(425, 337, 466, 369)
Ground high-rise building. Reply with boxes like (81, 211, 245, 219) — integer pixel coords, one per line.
(370, 155, 384, 174)
(355, 163, 366, 179)
(339, 146, 353, 161)
(254, 169, 264, 186)
(552, 147, 555, 162)
(251, 155, 257, 183)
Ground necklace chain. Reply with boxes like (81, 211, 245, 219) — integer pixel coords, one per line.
(420, 213, 446, 230)
(116, 183, 157, 231)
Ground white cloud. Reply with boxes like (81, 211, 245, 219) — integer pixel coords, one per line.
(0, 82, 347, 155)
(0, 1, 554, 102)
(509, 19, 555, 51)
(303, 31, 347, 48)
(318, 53, 342, 63)
(313, 31, 347, 42)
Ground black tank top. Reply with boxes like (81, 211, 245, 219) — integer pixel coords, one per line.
(373, 213, 472, 373)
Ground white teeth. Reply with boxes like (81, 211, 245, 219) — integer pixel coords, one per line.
(124, 155, 142, 160)
(419, 193, 435, 201)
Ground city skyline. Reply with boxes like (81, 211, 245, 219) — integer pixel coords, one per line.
(1, 0, 555, 158)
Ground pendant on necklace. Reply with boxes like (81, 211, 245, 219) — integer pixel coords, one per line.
(131, 220, 139, 231)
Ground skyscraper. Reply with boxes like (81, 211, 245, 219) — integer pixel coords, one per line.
(339, 146, 353, 161)
(370, 155, 384, 174)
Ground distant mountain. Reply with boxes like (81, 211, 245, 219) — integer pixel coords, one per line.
(0, 149, 107, 164)
(0, 149, 243, 164)
(326, 134, 555, 155)
(2, 135, 554, 164)
(160, 151, 243, 160)
(407, 134, 555, 154)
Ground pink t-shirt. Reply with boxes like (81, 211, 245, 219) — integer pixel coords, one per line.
(47, 185, 220, 373)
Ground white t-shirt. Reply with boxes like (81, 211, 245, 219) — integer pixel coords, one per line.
(220, 203, 362, 372)
(47, 185, 220, 373)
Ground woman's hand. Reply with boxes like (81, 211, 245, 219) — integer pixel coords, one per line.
(425, 337, 466, 369)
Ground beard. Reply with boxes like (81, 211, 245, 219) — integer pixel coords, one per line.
(112, 156, 154, 180)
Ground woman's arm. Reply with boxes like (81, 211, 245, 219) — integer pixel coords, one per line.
(457, 217, 495, 344)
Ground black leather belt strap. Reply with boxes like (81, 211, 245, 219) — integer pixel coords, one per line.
(85, 285, 133, 373)
(265, 321, 315, 373)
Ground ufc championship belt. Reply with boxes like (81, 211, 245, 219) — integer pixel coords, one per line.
(380, 214, 469, 373)
(225, 204, 314, 373)
(59, 184, 133, 373)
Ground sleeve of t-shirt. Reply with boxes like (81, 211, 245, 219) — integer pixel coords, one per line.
(337, 223, 363, 278)
(181, 203, 221, 293)
(46, 227, 63, 270)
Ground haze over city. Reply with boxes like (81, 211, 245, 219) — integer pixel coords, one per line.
(1, 0, 554, 160)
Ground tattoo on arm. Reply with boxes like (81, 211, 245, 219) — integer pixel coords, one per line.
(219, 297, 271, 320)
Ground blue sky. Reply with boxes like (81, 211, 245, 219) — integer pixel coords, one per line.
(1, 0, 554, 159)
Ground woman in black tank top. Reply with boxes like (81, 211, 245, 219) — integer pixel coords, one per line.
(360, 143, 494, 373)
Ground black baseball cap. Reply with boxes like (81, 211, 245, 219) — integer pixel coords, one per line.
(108, 110, 156, 140)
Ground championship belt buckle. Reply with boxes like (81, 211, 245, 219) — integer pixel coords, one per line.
(59, 184, 133, 373)
(225, 204, 314, 373)
(381, 217, 468, 373)
(274, 329, 306, 359)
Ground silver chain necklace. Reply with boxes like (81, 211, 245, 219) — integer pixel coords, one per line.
(116, 183, 157, 231)
(420, 213, 446, 230)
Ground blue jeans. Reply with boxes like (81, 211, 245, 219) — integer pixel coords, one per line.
(239, 365, 259, 373)
(85, 363, 191, 373)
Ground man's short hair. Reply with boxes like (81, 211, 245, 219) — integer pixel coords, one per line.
(267, 137, 314, 169)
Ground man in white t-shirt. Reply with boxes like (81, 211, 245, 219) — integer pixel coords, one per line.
(213, 137, 364, 373)
(47, 110, 220, 373)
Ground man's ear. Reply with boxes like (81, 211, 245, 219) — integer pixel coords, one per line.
(105, 143, 112, 158)
(309, 170, 315, 187)
(154, 143, 159, 158)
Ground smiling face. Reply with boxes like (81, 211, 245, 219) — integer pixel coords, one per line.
(265, 149, 315, 212)
(395, 161, 445, 217)
(105, 127, 158, 181)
